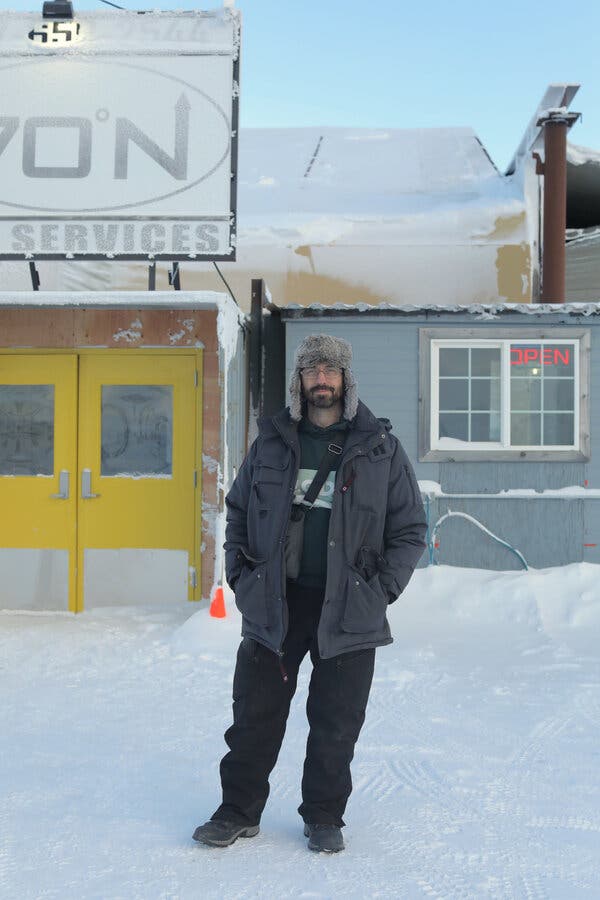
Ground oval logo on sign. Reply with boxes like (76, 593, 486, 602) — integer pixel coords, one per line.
(0, 58, 231, 214)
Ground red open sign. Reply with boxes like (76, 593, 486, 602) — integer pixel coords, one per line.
(510, 347, 570, 366)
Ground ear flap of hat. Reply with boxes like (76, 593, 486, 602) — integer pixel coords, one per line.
(289, 369, 303, 422)
(342, 367, 358, 421)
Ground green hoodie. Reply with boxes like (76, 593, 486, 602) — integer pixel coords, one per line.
(294, 416, 349, 589)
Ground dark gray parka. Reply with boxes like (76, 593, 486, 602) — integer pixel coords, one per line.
(224, 400, 427, 659)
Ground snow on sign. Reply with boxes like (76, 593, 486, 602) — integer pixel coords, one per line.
(0, 9, 240, 260)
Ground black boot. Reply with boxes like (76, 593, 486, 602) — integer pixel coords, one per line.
(303, 823, 344, 853)
(193, 819, 259, 847)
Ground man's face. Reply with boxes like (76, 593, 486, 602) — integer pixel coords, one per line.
(300, 362, 344, 409)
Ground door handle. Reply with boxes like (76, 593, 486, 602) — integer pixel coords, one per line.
(51, 470, 70, 500)
(81, 468, 100, 499)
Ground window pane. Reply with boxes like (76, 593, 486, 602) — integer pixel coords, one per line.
(471, 413, 501, 442)
(439, 348, 468, 377)
(543, 344, 574, 377)
(511, 413, 541, 446)
(101, 385, 173, 476)
(510, 344, 543, 377)
(511, 378, 541, 411)
(439, 413, 468, 441)
(543, 379, 575, 412)
(471, 348, 501, 377)
(543, 414, 574, 446)
(0, 385, 54, 476)
(471, 378, 500, 411)
(439, 379, 468, 411)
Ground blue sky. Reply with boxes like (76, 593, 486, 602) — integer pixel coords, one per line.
(10, 0, 600, 171)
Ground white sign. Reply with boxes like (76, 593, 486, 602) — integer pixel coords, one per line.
(0, 10, 240, 260)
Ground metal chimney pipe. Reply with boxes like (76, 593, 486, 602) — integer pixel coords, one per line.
(537, 109, 580, 303)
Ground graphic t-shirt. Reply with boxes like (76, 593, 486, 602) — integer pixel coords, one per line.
(294, 417, 348, 588)
(293, 468, 336, 510)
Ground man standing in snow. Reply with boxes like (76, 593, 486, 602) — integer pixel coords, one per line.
(193, 334, 427, 853)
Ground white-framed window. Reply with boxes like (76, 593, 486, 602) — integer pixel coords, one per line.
(419, 328, 589, 461)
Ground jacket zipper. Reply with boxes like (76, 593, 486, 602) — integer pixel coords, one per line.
(278, 655, 289, 683)
(271, 418, 301, 662)
(316, 432, 387, 658)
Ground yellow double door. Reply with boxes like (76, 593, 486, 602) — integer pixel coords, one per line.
(0, 352, 199, 611)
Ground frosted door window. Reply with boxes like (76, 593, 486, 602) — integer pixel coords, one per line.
(0, 385, 54, 476)
(101, 385, 173, 476)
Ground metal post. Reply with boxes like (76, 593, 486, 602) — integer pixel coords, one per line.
(168, 262, 181, 290)
(29, 261, 40, 291)
(249, 279, 264, 421)
(537, 109, 580, 303)
(148, 262, 156, 291)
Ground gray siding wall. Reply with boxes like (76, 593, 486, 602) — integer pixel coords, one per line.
(426, 498, 584, 570)
(566, 236, 600, 303)
(285, 311, 600, 571)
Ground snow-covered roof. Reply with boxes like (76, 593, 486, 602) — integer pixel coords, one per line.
(239, 126, 502, 219)
(280, 301, 600, 318)
(0, 290, 234, 310)
(236, 126, 525, 251)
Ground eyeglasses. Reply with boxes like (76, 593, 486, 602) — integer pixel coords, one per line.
(301, 365, 342, 379)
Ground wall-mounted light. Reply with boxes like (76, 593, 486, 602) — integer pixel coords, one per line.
(42, 1, 74, 19)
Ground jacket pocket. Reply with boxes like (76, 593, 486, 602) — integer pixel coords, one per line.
(357, 545, 386, 581)
(234, 560, 271, 627)
(254, 458, 287, 484)
(341, 566, 389, 634)
(252, 459, 287, 505)
(238, 545, 265, 568)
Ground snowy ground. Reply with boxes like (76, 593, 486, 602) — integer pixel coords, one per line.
(3, 564, 600, 899)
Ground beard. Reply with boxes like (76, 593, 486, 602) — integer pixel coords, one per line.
(304, 384, 343, 409)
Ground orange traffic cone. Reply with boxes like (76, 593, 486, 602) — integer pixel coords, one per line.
(209, 586, 226, 618)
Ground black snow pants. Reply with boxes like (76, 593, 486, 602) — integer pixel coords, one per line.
(212, 581, 376, 828)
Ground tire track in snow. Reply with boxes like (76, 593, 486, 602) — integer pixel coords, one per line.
(477, 698, 599, 898)
(363, 670, 450, 749)
(386, 758, 465, 815)
(574, 688, 600, 729)
(506, 711, 576, 769)
(528, 815, 600, 833)
(415, 872, 475, 900)
(513, 871, 549, 900)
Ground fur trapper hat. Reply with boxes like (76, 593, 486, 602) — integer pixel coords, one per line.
(289, 333, 358, 422)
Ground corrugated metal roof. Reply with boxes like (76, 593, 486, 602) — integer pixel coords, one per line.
(280, 301, 600, 318)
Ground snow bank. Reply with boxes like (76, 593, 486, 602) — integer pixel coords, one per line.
(394, 563, 600, 657)
(171, 562, 600, 660)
